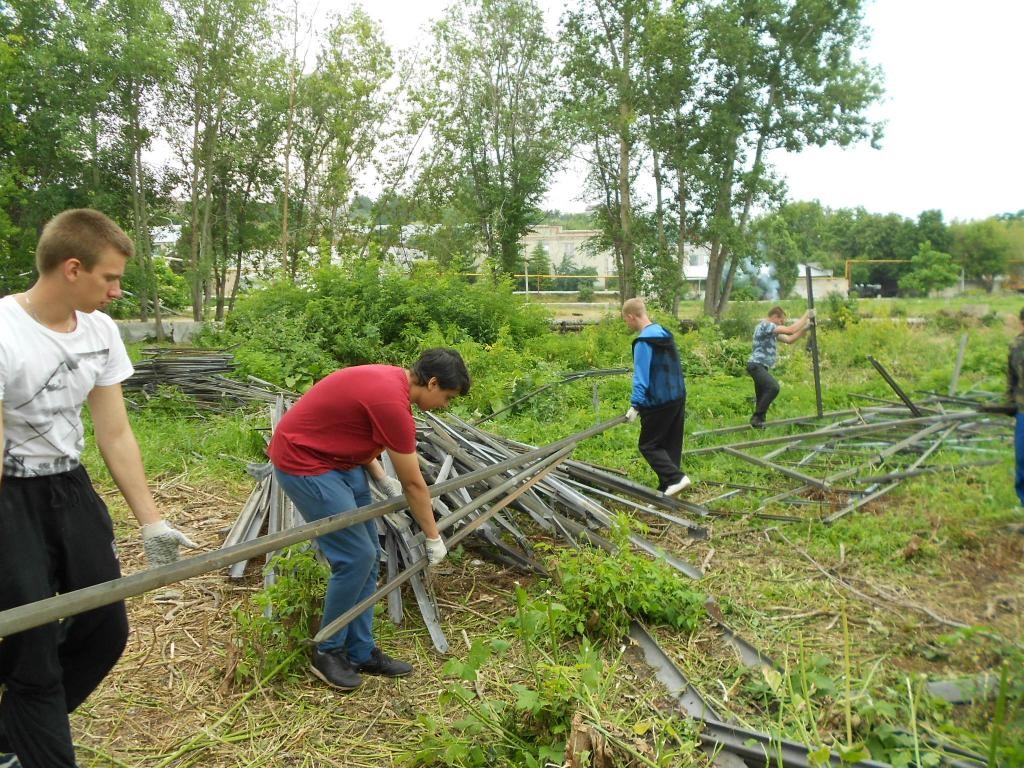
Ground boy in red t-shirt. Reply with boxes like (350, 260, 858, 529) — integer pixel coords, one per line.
(268, 348, 470, 691)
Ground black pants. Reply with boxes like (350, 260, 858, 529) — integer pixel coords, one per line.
(746, 362, 780, 421)
(0, 465, 129, 768)
(637, 398, 686, 491)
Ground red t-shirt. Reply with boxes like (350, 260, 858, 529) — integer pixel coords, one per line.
(268, 365, 417, 475)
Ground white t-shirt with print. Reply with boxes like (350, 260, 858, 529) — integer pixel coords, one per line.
(0, 294, 134, 477)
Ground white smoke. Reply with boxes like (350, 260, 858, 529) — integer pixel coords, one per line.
(740, 257, 780, 300)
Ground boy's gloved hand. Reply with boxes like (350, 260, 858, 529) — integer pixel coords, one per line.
(376, 476, 404, 498)
(142, 520, 198, 567)
(424, 536, 447, 566)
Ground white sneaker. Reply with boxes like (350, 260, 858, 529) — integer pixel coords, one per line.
(664, 476, 691, 496)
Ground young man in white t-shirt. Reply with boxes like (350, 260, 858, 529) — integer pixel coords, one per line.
(0, 209, 196, 768)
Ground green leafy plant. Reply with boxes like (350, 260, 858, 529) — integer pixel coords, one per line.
(229, 545, 327, 685)
(403, 594, 700, 768)
(824, 291, 860, 329)
(525, 520, 706, 643)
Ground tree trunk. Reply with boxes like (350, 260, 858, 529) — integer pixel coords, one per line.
(703, 135, 739, 319)
(714, 97, 774, 318)
(617, 115, 635, 299)
(674, 174, 687, 316)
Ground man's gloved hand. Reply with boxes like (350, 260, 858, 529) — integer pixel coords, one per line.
(625, 406, 639, 423)
(424, 536, 447, 566)
(142, 520, 198, 567)
(377, 476, 404, 498)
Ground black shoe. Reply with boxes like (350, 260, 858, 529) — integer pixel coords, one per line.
(310, 648, 362, 690)
(750, 416, 766, 429)
(357, 648, 413, 677)
(0, 754, 21, 768)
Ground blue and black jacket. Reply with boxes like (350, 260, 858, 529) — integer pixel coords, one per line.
(631, 324, 686, 409)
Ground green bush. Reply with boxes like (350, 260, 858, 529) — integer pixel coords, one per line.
(531, 521, 706, 642)
(823, 291, 859, 329)
(213, 262, 551, 389)
(230, 545, 328, 685)
(718, 302, 761, 340)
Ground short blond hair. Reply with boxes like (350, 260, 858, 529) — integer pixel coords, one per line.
(622, 297, 648, 318)
(36, 208, 134, 274)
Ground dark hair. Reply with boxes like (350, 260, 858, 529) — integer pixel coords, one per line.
(37, 208, 134, 273)
(767, 306, 786, 319)
(410, 348, 471, 395)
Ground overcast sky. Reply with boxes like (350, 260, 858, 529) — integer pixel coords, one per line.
(301, 0, 1023, 223)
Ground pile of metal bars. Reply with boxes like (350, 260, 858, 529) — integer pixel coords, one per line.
(687, 357, 1009, 524)
(123, 348, 294, 407)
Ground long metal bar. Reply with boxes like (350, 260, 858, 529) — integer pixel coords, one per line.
(721, 446, 831, 490)
(867, 355, 924, 416)
(857, 459, 998, 485)
(313, 446, 572, 643)
(690, 409, 860, 438)
(684, 411, 980, 456)
(804, 265, 824, 418)
(823, 424, 955, 523)
(949, 333, 969, 396)
(471, 368, 628, 426)
(559, 458, 712, 521)
(630, 622, 890, 768)
(0, 418, 624, 638)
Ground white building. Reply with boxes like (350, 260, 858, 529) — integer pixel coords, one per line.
(519, 225, 616, 286)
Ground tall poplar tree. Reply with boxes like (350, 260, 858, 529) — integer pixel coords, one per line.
(690, 0, 883, 318)
(415, 0, 565, 275)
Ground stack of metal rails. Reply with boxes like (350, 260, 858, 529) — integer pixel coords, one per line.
(123, 347, 292, 407)
(687, 356, 1009, 525)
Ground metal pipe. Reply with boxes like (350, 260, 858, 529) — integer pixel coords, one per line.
(867, 355, 924, 416)
(721, 446, 831, 490)
(804, 265, 824, 418)
(312, 445, 573, 643)
(684, 411, 980, 456)
(949, 333, 969, 397)
(0, 417, 625, 638)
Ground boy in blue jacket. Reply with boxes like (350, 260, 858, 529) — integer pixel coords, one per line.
(622, 298, 690, 495)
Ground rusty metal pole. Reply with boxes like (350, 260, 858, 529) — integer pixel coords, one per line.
(804, 265, 823, 417)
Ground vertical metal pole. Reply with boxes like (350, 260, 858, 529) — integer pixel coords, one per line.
(804, 265, 823, 417)
(949, 333, 968, 397)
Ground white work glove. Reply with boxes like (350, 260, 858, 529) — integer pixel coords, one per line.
(625, 406, 639, 423)
(424, 536, 448, 566)
(376, 476, 404, 498)
(807, 308, 816, 319)
(142, 520, 198, 567)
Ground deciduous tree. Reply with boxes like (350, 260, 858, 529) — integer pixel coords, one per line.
(415, 0, 565, 275)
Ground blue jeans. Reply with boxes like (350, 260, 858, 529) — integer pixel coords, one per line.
(273, 467, 379, 663)
(1016, 413, 1024, 507)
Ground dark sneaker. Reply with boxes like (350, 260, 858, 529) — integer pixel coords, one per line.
(357, 648, 413, 677)
(310, 648, 362, 690)
(0, 753, 21, 768)
(750, 416, 766, 429)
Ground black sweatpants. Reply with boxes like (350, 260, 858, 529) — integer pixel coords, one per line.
(637, 397, 686, 491)
(0, 465, 129, 768)
(746, 362, 780, 421)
